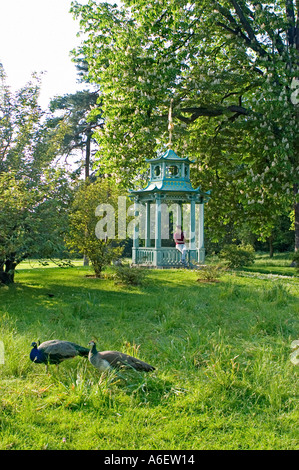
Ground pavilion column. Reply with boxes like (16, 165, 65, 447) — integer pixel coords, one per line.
(132, 198, 139, 264)
(145, 201, 151, 248)
(155, 195, 161, 249)
(198, 201, 205, 262)
(176, 202, 182, 228)
(190, 196, 196, 250)
(153, 194, 162, 266)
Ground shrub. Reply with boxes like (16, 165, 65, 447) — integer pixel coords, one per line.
(219, 243, 255, 269)
(196, 264, 223, 282)
(113, 265, 147, 286)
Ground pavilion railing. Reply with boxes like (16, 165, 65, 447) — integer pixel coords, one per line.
(134, 248, 155, 265)
(132, 247, 203, 267)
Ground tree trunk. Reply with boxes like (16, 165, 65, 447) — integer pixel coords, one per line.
(0, 257, 16, 284)
(85, 128, 91, 181)
(268, 235, 274, 258)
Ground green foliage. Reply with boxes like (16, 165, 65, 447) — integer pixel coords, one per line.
(48, 90, 102, 179)
(0, 65, 74, 283)
(0, 65, 42, 175)
(0, 170, 72, 284)
(0, 64, 65, 176)
(196, 264, 224, 282)
(66, 179, 124, 277)
(219, 244, 255, 269)
(71, 0, 299, 247)
(112, 265, 147, 286)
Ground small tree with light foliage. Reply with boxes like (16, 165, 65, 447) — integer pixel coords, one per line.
(66, 179, 123, 277)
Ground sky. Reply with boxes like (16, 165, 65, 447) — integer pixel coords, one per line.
(0, 0, 90, 109)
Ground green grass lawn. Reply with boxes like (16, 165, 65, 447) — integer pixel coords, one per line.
(0, 256, 298, 450)
(241, 252, 297, 277)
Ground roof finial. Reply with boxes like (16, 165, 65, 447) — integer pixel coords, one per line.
(167, 98, 174, 149)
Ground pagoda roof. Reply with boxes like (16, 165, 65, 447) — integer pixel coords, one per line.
(129, 147, 211, 203)
(135, 179, 200, 194)
(145, 148, 194, 164)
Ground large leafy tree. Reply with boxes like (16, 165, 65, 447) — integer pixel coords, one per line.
(0, 65, 73, 283)
(71, 0, 299, 249)
(0, 171, 71, 284)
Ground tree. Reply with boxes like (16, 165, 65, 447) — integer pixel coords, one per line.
(0, 171, 72, 284)
(0, 64, 48, 175)
(48, 88, 104, 267)
(0, 65, 73, 284)
(66, 179, 124, 277)
(49, 90, 103, 180)
(71, 0, 299, 250)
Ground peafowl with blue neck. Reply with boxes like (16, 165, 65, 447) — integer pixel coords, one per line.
(30, 339, 89, 372)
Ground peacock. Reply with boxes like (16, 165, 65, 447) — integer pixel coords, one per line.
(30, 339, 89, 371)
(87, 340, 155, 372)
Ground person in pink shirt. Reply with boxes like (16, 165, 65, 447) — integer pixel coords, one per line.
(173, 225, 187, 265)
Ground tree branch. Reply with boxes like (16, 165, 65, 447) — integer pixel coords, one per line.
(170, 104, 249, 123)
(231, 0, 286, 56)
(231, 0, 256, 41)
(214, 1, 268, 58)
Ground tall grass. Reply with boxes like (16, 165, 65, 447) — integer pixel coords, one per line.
(0, 258, 298, 450)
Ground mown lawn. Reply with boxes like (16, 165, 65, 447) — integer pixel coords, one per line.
(0, 257, 298, 450)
